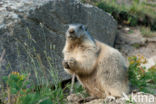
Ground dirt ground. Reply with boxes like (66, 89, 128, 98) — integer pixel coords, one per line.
(115, 26, 156, 59)
(115, 26, 156, 68)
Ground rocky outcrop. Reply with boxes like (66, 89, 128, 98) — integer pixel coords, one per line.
(0, 0, 117, 84)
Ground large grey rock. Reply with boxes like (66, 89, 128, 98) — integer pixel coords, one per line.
(0, 0, 117, 84)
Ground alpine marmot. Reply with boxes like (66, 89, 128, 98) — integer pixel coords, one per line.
(62, 24, 130, 98)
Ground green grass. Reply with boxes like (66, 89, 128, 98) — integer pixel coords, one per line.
(140, 26, 156, 37)
(1, 72, 66, 104)
(127, 29, 134, 34)
(128, 55, 156, 94)
(67, 82, 88, 98)
(131, 43, 141, 49)
(82, 0, 156, 30)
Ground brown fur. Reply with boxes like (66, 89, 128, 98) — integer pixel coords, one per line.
(62, 24, 129, 98)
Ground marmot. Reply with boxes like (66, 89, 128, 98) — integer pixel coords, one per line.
(62, 24, 130, 98)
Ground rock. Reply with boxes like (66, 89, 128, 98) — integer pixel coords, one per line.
(84, 99, 105, 104)
(67, 93, 83, 103)
(124, 27, 130, 31)
(67, 92, 156, 104)
(142, 56, 156, 69)
(0, 0, 117, 85)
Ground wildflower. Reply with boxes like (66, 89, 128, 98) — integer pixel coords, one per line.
(137, 55, 147, 64)
(130, 60, 135, 64)
(11, 71, 20, 76)
(26, 84, 31, 88)
(22, 89, 26, 92)
(149, 65, 156, 72)
(19, 75, 25, 80)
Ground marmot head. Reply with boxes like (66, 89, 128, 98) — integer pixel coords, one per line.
(66, 24, 95, 43)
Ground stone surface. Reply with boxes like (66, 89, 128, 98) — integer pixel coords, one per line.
(0, 0, 117, 84)
(115, 26, 156, 59)
(67, 92, 156, 104)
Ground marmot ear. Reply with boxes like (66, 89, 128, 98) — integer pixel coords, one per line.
(79, 24, 83, 29)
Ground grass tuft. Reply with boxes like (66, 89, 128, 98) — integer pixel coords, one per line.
(140, 26, 156, 37)
(82, 0, 156, 30)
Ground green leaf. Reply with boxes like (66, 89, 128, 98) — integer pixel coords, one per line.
(40, 98, 53, 104)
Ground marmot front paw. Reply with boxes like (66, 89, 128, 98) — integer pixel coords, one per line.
(62, 58, 76, 69)
(68, 57, 76, 68)
(62, 60, 70, 69)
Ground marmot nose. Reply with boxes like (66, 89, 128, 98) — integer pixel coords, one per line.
(69, 29, 75, 34)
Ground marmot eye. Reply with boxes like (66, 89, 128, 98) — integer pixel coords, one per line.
(85, 27, 88, 31)
(79, 25, 83, 29)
